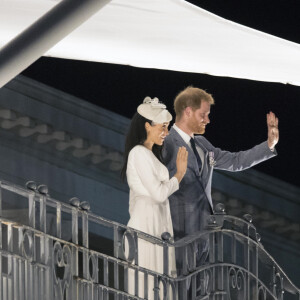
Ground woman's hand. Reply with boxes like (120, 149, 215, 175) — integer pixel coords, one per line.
(174, 146, 188, 183)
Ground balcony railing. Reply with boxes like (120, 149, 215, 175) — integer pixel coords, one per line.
(0, 179, 299, 300)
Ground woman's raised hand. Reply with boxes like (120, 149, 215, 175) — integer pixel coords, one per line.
(174, 146, 188, 183)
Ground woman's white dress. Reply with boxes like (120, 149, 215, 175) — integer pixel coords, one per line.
(126, 145, 179, 299)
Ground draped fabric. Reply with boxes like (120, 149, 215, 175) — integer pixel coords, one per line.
(1, 0, 300, 86)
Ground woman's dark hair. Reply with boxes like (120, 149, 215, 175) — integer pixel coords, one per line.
(121, 112, 163, 181)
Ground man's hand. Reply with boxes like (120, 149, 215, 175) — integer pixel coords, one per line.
(267, 111, 279, 150)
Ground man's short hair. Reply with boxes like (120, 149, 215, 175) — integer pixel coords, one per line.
(174, 86, 214, 120)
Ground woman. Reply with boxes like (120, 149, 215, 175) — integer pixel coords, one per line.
(121, 97, 188, 299)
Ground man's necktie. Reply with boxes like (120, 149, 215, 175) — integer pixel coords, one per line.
(190, 137, 202, 171)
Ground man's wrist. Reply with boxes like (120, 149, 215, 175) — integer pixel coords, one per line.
(267, 140, 276, 151)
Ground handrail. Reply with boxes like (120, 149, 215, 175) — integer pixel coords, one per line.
(0, 178, 299, 300)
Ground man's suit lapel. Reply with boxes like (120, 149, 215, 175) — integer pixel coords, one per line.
(169, 128, 201, 176)
(169, 128, 214, 211)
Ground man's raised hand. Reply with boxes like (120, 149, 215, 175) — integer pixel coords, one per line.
(267, 111, 279, 150)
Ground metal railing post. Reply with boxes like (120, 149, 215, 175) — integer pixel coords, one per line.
(0, 181, 2, 218)
(28, 194, 36, 229)
(56, 202, 62, 239)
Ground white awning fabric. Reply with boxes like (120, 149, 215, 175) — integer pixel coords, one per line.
(1, 0, 300, 86)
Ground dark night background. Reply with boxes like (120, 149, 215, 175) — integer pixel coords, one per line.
(21, 1, 300, 187)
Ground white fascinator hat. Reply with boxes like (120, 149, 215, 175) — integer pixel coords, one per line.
(137, 97, 172, 124)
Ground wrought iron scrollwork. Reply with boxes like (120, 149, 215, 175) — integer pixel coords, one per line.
(114, 227, 137, 264)
(155, 277, 177, 300)
(53, 242, 72, 300)
(157, 276, 168, 300)
(204, 268, 213, 295)
(168, 279, 177, 300)
(22, 229, 34, 260)
(258, 284, 267, 300)
(227, 267, 246, 300)
(272, 270, 284, 300)
(183, 241, 198, 274)
(120, 230, 136, 263)
(124, 230, 137, 263)
(196, 268, 213, 297)
(88, 253, 98, 283)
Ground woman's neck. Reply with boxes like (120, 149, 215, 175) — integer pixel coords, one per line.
(143, 140, 153, 150)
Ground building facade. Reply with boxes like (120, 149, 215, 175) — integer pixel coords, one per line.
(0, 76, 299, 296)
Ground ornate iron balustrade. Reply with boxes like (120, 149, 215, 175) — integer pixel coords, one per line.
(0, 179, 299, 300)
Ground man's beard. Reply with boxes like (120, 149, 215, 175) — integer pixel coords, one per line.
(189, 119, 206, 134)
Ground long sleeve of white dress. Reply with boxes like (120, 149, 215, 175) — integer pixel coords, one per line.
(127, 145, 179, 216)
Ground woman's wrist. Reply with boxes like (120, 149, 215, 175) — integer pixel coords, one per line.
(174, 171, 185, 183)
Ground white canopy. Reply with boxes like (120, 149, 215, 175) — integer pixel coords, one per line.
(1, 0, 300, 86)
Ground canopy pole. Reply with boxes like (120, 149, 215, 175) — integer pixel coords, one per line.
(0, 0, 111, 88)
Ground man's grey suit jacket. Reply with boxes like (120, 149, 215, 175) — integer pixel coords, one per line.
(163, 127, 277, 241)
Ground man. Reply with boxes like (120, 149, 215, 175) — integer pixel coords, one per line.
(163, 86, 279, 275)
